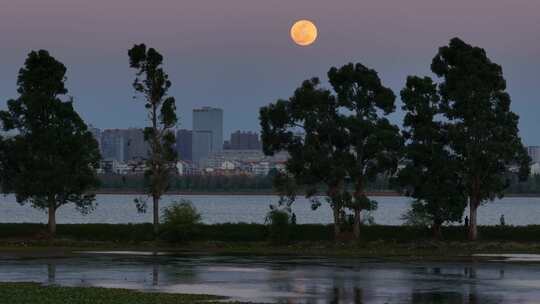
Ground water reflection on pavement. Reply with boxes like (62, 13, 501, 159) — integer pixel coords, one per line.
(1, 253, 540, 303)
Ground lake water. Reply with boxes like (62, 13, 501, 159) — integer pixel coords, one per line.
(1, 253, 540, 303)
(1, 194, 540, 226)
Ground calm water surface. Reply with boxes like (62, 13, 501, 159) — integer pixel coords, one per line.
(1, 253, 540, 303)
(1, 194, 540, 226)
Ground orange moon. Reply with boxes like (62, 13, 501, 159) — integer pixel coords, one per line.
(290, 20, 318, 46)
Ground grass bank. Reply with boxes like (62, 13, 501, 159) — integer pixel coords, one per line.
(1, 223, 540, 259)
(2, 223, 540, 243)
(0, 283, 240, 304)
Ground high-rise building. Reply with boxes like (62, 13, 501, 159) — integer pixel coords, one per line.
(88, 124, 102, 150)
(528, 146, 540, 164)
(176, 129, 193, 161)
(192, 107, 223, 163)
(192, 130, 213, 164)
(101, 129, 125, 162)
(224, 131, 261, 150)
(123, 128, 149, 161)
(100, 128, 149, 162)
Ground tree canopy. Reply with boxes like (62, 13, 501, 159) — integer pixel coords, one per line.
(398, 76, 467, 238)
(128, 44, 178, 235)
(328, 63, 402, 238)
(431, 38, 530, 240)
(0, 50, 100, 235)
(260, 63, 402, 239)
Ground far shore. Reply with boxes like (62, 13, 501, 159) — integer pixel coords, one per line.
(92, 190, 540, 198)
(93, 190, 401, 196)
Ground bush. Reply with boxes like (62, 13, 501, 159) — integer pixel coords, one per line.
(160, 200, 201, 242)
(266, 209, 291, 245)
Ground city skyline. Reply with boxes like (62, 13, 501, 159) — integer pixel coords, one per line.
(89, 106, 265, 168)
(0, 0, 539, 145)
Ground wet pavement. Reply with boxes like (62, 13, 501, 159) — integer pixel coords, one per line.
(1, 252, 540, 303)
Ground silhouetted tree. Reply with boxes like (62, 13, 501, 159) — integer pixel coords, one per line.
(128, 44, 178, 235)
(0, 50, 100, 235)
(328, 63, 402, 238)
(398, 76, 467, 238)
(260, 78, 349, 238)
(261, 63, 401, 239)
(431, 38, 530, 240)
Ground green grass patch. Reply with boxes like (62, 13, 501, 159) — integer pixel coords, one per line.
(1, 223, 539, 243)
(0, 283, 238, 304)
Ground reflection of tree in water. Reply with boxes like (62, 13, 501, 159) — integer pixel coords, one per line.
(407, 266, 506, 304)
(410, 290, 503, 304)
(47, 263, 56, 284)
(464, 267, 477, 279)
(147, 256, 199, 286)
(411, 291, 463, 304)
(327, 286, 363, 304)
(271, 268, 365, 304)
(328, 276, 364, 304)
(152, 263, 159, 286)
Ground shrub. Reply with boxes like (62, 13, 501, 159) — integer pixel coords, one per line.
(400, 206, 432, 227)
(266, 209, 291, 245)
(160, 200, 201, 242)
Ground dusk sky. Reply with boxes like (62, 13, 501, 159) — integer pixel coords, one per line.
(0, 0, 538, 144)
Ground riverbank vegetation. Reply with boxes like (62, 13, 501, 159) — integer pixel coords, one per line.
(97, 173, 394, 194)
(3, 224, 540, 260)
(2, 223, 540, 244)
(0, 283, 230, 304)
(96, 173, 540, 196)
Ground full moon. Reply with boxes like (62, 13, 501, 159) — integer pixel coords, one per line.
(290, 19, 318, 46)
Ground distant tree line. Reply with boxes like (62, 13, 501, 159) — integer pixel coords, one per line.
(506, 174, 540, 194)
(97, 172, 539, 195)
(98, 172, 393, 193)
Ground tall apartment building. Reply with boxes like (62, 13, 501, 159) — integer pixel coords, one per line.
(528, 146, 540, 164)
(192, 130, 213, 165)
(88, 124, 102, 150)
(100, 128, 149, 162)
(224, 131, 261, 150)
(123, 128, 149, 161)
(176, 129, 193, 161)
(101, 129, 125, 162)
(192, 107, 223, 164)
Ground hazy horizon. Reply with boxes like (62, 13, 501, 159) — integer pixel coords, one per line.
(1, 0, 538, 143)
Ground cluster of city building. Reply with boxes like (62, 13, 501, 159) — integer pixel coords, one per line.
(528, 146, 540, 175)
(89, 107, 287, 176)
(45, 105, 540, 178)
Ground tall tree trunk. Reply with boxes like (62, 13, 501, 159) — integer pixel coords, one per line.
(48, 203, 56, 236)
(468, 199, 478, 241)
(152, 263, 159, 286)
(353, 208, 361, 239)
(332, 206, 341, 239)
(432, 220, 442, 240)
(153, 194, 160, 236)
(353, 178, 365, 240)
(47, 263, 56, 284)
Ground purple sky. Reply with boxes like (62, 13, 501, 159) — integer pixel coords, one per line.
(0, 0, 539, 143)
